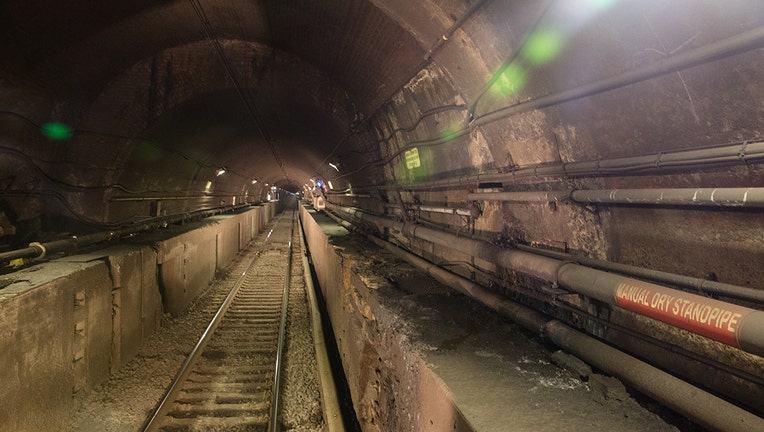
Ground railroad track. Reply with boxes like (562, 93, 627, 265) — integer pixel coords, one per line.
(142, 210, 297, 432)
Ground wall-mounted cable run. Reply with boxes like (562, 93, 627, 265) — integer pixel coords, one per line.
(0, 110, 255, 178)
(188, 0, 291, 184)
(328, 24, 764, 186)
(312, 0, 493, 176)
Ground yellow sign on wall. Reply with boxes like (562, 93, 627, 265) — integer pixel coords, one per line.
(404, 148, 421, 169)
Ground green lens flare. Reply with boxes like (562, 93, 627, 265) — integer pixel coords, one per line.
(589, 0, 619, 11)
(440, 127, 461, 142)
(41, 123, 73, 140)
(490, 63, 527, 97)
(135, 141, 164, 163)
(523, 29, 564, 66)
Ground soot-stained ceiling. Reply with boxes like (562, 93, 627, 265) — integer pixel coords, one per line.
(1, 0, 763, 248)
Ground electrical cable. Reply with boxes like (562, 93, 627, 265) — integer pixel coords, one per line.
(0, 108, 258, 186)
(363, 104, 467, 155)
(0, 110, 256, 181)
(312, 0, 551, 177)
(0, 189, 142, 227)
(311, 0, 493, 176)
(0, 146, 145, 193)
(188, 0, 291, 184)
(321, 2, 764, 190)
(467, 0, 557, 120)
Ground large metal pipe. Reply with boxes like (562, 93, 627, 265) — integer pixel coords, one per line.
(366, 234, 549, 333)
(385, 203, 475, 217)
(367, 232, 764, 432)
(513, 244, 764, 304)
(543, 321, 764, 432)
(365, 139, 764, 191)
(468, 187, 764, 208)
(346, 24, 764, 190)
(329, 204, 764, 358)
(556, 264, 764, 357)
(0, 204, 251, 264)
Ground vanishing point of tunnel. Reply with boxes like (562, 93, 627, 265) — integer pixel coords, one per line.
(1, 1, 764, 431)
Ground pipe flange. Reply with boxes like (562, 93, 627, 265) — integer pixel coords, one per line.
(29, 242, 46, 259)
(738, 140, 750, 162)
(553, 259, 577, 287)
(655, 152, 664, 168)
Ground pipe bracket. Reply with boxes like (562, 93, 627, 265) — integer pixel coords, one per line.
(738, 140, 750, 162)
(28, 242, 46, 260)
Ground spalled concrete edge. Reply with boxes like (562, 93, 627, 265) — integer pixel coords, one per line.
(300, 205, 474, 432)
(298, 217, 346, 432)
(0, 260, 110, 432)
(0, 203, 277, 432)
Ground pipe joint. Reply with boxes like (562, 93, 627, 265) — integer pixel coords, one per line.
(28, 242, 46, 260)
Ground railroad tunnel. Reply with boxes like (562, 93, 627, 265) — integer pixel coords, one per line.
(1, 0, 764, 431)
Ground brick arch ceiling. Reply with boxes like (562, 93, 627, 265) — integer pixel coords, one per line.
(5, 0, 763, 229)
(80, 39, 363, 196)
(0, 0, 427, 202)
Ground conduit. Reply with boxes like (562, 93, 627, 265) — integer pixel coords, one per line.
(359, 139, 764, 191)
(468, 187, 764, 208)
(328, 203, 764, 358)
(0, 204, 251, 264)
(385, 203, 475, 217)
(345, 24, 764, 189)
(474, 26, 764, 126)
(513, 244, 764, 304)
(366, 233, 764, 432)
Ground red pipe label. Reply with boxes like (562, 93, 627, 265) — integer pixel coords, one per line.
(614, 281, 753, 347)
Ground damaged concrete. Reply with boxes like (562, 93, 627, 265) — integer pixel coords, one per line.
(0, 204, 275, 432)
(300, 205, 678, 431)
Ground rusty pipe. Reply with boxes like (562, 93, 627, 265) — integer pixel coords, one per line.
(468, 187, 764, 208)
(367, 139, 764, 191)
(367, 231, 764, 432)
(385, 203, 475, 217)
(367, 234, 549, 333)
(514, 244, 764, 303)
(544, 321, 764, 432)
(329, 204, 764, 358)
(0, 204, 250, 264)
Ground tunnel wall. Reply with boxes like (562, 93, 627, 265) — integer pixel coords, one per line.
(0, 204, 274, 432)
(343, 0, 764, 300)
(300, 204, 473, 431)
(157, 204, 274, 315)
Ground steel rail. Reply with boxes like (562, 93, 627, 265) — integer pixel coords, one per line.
(141, 211, 289, 431)
(268, 205, 296, 432)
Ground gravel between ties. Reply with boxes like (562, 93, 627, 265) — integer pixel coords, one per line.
(67, 223, 327, 432)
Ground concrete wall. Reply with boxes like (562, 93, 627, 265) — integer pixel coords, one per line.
(0, 204, 274, 432)
(300, 205, 471, 431)
(0, 261, 111, 432)
(157, 205, 274, 315)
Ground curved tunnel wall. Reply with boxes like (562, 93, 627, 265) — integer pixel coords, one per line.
(0, 0, 763, 422)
